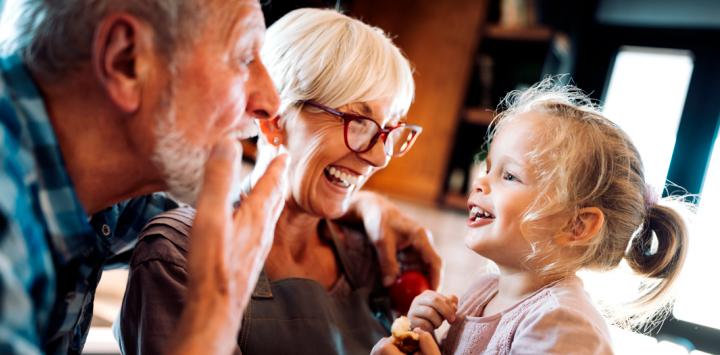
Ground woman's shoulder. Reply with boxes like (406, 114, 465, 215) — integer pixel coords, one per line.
(130, 206, 196, 268)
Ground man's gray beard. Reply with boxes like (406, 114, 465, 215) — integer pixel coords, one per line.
(150, 92, 247, 206)
(152, 115, 208, 205)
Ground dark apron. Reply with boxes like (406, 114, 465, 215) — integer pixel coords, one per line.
(238, 221, 392, 355)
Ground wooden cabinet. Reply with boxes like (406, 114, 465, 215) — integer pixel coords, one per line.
(438, 3, 564, 210)
(349, 0, 490, 205)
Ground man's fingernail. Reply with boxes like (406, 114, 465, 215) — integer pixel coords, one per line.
(383, 276, 395, 286)
(281, 153, 291, 168)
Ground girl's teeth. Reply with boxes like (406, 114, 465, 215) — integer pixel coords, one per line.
(470, 206, 480, 219)
(469, 206, 494, 220)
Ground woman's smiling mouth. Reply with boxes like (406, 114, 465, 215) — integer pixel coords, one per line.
(323, 165, 363, 189)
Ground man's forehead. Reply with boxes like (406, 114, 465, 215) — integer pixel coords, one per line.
(212, 0, 264, 33)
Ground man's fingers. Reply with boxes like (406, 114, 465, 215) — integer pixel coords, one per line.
(237, 153, 289, 223)
(195, 139, 240, 217)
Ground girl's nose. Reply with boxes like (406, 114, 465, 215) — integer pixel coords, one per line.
(472, 175, 490, 194)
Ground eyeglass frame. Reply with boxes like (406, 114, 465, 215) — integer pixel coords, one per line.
(301, 100, 422, 157)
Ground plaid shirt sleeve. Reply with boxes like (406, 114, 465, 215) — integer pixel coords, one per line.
(0, 111, 49, 355)
(91, 193, 180, 270)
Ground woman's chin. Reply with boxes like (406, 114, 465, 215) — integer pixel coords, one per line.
(320, 203, 349, 219)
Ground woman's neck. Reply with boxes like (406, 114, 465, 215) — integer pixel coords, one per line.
(264, 199, 339, 288)
(272, 199, 324, 261)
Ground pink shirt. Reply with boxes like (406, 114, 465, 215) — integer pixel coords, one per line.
(441, 274, 613, 355)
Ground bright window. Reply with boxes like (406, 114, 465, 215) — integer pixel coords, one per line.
(602, 46, 694, 193)
(673, 127, 720, 329)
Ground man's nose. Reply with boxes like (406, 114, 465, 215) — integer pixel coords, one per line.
(246, 60, 280, 120)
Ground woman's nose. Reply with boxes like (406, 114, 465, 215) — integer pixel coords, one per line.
(358, 139, 390, 168)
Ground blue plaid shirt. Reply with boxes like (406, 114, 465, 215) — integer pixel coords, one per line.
(0, 54, 178, 354)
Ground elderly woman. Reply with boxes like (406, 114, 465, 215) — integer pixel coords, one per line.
(117, 8, 423, 355)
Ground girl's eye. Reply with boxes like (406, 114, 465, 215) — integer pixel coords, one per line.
(502, 171, 520, 182)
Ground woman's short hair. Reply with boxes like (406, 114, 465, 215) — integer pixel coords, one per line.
(261, 8, 415, 121)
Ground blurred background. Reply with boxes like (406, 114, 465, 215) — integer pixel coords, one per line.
(2, 0, 719, 353)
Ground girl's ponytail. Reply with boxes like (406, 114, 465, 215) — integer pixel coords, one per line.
(623, 197, 689, 327)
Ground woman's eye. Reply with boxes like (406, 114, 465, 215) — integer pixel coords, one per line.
(241, 55, 255, 66)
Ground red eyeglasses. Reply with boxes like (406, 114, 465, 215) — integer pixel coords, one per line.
(302, 100, 422, 157)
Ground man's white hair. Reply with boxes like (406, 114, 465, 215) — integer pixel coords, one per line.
(11, 0, 203, 78)
(261, 7, 415, 120)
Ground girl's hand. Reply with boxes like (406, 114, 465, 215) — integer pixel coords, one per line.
(415, 328, 442, 355)
(370, 331, 441, 355)
(370, 337, 405, 355)
(407, 290, 459, 332)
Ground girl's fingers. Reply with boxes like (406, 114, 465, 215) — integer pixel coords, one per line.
(370, 337, 405, 355)
(414, 292, 457, 323)
(410, 305, 444, 329)
(409, 317, 434, 333)
(414, 328, 441, 355)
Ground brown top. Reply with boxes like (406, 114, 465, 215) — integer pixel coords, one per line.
(115, 207, 391, 355)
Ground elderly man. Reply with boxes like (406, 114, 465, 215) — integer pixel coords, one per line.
(0, 1, 441, 354)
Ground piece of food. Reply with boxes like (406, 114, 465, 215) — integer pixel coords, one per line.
(389, 270, 430, 314)
(391, 316, 420, 354)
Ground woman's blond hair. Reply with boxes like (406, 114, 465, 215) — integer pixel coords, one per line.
(260, 8, 414, 121)
(488, 77, 689, 328)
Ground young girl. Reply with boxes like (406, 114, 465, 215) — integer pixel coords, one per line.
(373, 78, 689, 354)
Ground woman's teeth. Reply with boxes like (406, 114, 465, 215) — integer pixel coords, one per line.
(469, 206, 495, 221)
(325, 166, 360, 188)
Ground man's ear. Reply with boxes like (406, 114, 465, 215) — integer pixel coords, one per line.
(258, 116, 283, 146)
(92, 13, 153, 113)
(555, 207, 605, 246)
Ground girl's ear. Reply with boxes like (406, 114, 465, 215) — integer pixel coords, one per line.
(258, 116, 283, 146)
(555, 207, 605, 246)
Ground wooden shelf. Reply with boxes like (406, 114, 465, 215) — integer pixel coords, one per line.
(464, 107, 495, 125)
(442, 191, 468, 211)
(485, 24, 553, 42)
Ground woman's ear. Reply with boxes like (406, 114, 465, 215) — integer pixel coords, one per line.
(258, 116, 283, 146)
(555, 207, 605, 246)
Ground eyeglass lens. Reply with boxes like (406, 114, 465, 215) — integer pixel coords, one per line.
(346, 119, 417, 156)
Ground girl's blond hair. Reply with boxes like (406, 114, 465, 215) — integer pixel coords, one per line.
(489, 77, 689, 328)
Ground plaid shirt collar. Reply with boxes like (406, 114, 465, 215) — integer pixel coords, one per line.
(1, 53, 96, 264)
